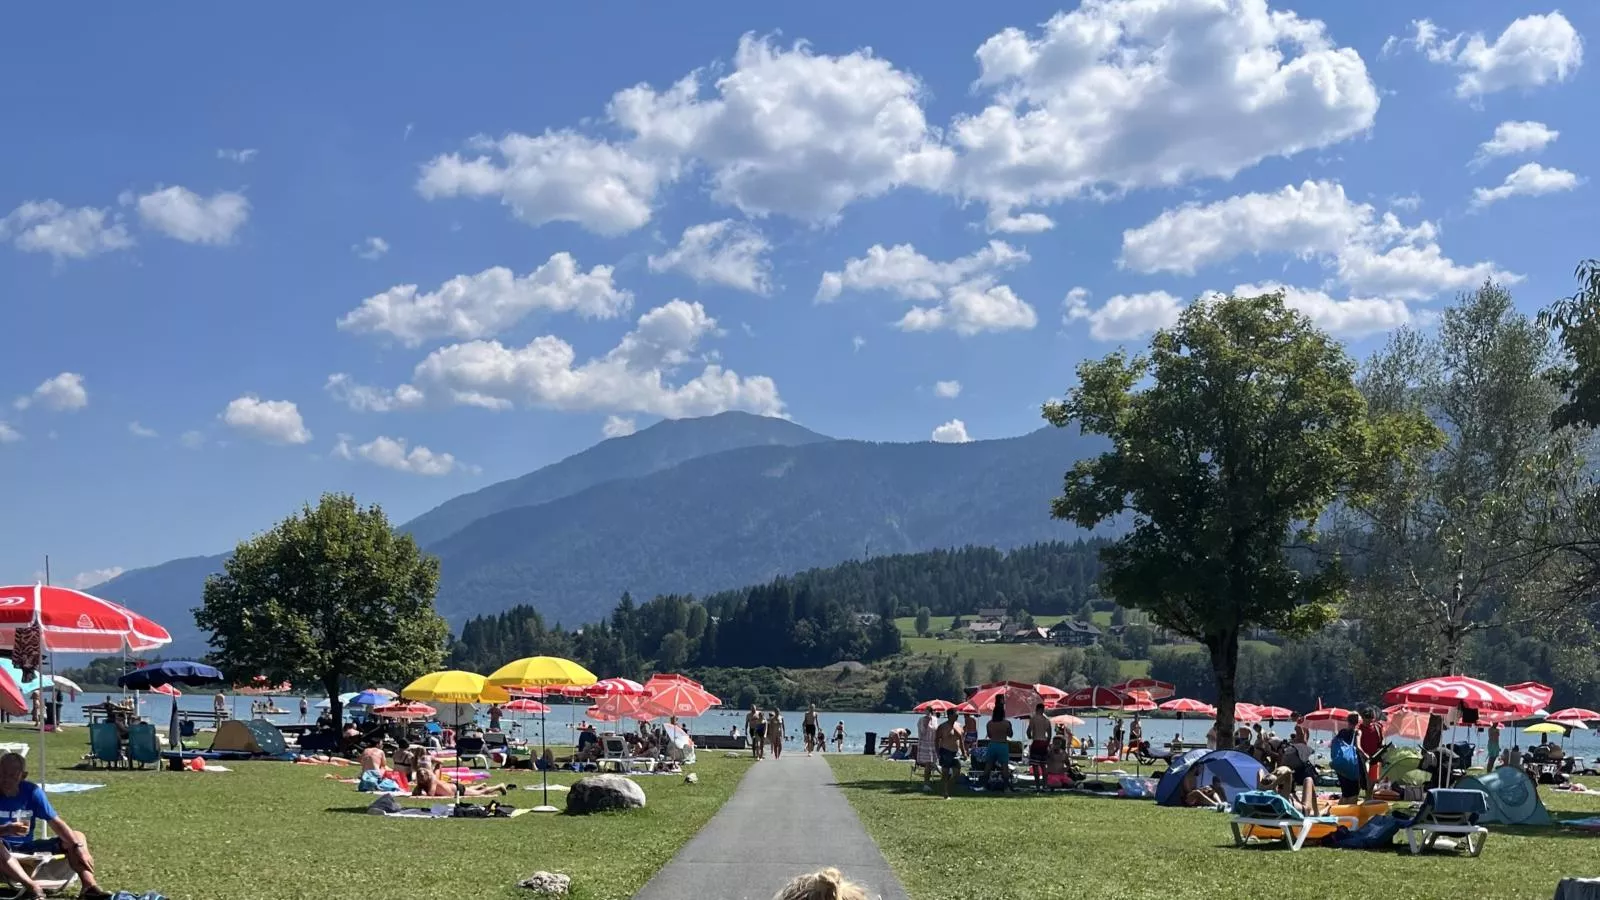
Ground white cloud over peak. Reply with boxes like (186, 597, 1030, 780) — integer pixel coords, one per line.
(602, 415, 638, 438)
(0, 201, 134, 260)
(648, 220, 772, 294)
(14, 372, 88, 411)
(0, 422, 19, 444)
(1471, 163, 1583, 208)
(133, 186, 250, 245)
(1120, 180, 1515, 300)
(366, 299, 784, 419)
(933, 380, 962, 399)
(72, 567, 124, 590)
(216, 148, 258, 163)
(1397, 13, 1583, 98)
(333, 434, 468, 476)
(1474, 121, 1559, 166)
(338, 253, 632, 347)
(221, 396, 311, 445)
(353, 236, 389, 260)
(1065, 288, 1183, 341)
(817, 241, 1036, 335)
(931, 419, 972, 443)
(949, 0, 1380, 225)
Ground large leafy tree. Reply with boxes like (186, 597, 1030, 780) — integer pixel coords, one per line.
(1045, 293, 1436, 748)
(195, 493, 448, 725)
(1344, 282, 1580, 683)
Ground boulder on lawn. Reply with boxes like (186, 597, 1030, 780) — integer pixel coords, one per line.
(518, 871, 571, 895)
(565, 774, 647, 814)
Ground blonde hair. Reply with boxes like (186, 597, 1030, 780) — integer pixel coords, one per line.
(773, 868, 870, 900)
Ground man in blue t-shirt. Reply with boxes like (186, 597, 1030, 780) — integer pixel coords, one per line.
(0, 752, 110, 898)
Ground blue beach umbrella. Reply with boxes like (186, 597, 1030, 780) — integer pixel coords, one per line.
(349, 689, 394, 707)
(116, 661, 225, 690)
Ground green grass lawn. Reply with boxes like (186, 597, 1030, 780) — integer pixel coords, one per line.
(827, 754, 1600, 900)
(5, 724, 749, 900)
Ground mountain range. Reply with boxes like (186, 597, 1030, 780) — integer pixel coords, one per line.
(94, 412, 1107, 653)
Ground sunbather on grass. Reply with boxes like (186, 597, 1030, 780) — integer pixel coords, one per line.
(411, 765, 512, 798)
(1185, 773, 1226, 808)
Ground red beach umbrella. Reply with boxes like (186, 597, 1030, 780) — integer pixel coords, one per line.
(1383, 675, 1533, 713)
(1158, 698, 1217, 716)
(584, 678, 646, 698)
(372, 702, 435, 720)
(0, 669, 25, 717)
(1111, 678, 1176, 701)
(1302, 707, 1353, 732)
(913, 699, 961, 714)
(640, 678, 717, 719)
(504, 698, 550, 714)
(1057, 686, 1133, 710)
(968, 681, 1044, 715)
(1548, 708, 1600, 724)
(0, 584, 171, 653)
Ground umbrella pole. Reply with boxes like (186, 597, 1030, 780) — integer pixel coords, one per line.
(33, 584, 45, 793)
(532, 706, 556, 813)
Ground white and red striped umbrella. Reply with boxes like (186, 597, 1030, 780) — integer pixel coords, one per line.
(590, 693, 651, 721)
(1122, 689, 1159, 712)
(149, 683, 182, 697)
(1383, 706, 1432, 740)
(1253, 705, 1294, 720)
(1110, 678, 1176, 701)
(1158, 698, 1216, 716)
(372, 702, 435, 720)
(968, 681, 1045, 715)
(1506, 682, 1554, 714)
(1057, 685, 1133, 710)
(584, 678, 646, 698)
(913, 699, 961, 714)
(1383, 675, 1532, 713)
(1548, 707, 1600, 724)
(1034, 684, 1068, 706)
(1050, 713, 1085, 728)
(0, 584, 172, 653)
(503, 698, 550, 714)
(1302, 707, 1354, 732)
(1230, 703, 1265, 725)
(640, 676, 717, 719)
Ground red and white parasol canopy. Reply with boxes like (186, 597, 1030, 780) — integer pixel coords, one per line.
(1253, 705, 1294, 720)
(1301, 707, 1354, 732)
(1158, 697, 1217, 716)
(968, 681, 1045, 715)
(1383, 675, 1535, 713)
(0, 585, 172, 653)
(913, 699, 961, 714)
(371, 702, 435, 720)
(584, 678, 646, 698)
(149, 684, 182, 697)
(1056, 685, 1133, 710)
(1231, 703, 1264, 724)
(1548, 707, 1600, 724)
(640, 675, 718, 719)
(1034, 684, 1068, 706)
(503, 698, 550, 714)
(1050, 713, 1086, 728)
(1110, 678, 1176, 701)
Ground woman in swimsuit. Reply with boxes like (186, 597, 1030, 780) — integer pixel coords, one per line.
(412, 761, 512, 798)
(833, 722, 846, 753)
(768, 708, 785, 759)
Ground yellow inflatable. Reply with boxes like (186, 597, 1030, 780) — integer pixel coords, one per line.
(1243, 800, 1391, 842)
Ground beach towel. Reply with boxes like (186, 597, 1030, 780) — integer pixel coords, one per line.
(1323, 814, 1402, 850)
(358, 770, 399, 793)
(915, 717, 937, 769)
(42, 783, 104, 794)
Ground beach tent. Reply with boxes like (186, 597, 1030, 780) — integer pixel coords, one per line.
(1453, 769, 1552, 825)
(211, 719, 289, 756)
(1155, 750, 1264, 807)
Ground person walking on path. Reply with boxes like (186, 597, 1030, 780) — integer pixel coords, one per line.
(833, 721, 846, 753)
(298, 695, 309, 723)
(803, 705, 820, 755)
(748, 706, 766, 760)
(915, 710, 939, 791)
(934, 708, 964, 799)
(768, 708, 786, 759)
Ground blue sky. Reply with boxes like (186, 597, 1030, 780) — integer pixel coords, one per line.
(1, 1, 1593, 587)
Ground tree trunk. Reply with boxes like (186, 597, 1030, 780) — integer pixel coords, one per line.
(1209, 629, 1241, 751)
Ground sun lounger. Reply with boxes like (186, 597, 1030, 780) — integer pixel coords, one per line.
(1401, 788, 1489, 857)
(1230, 790, 1357, 851)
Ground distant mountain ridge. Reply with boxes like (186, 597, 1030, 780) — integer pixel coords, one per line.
(93, 413, 1106, 654)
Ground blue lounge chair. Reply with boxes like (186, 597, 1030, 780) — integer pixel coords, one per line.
(1401, 788, 1489, 856)
(87, 722, 122, 770)
(126, 723, 160, 769)
(1230, 790, 1357, 851)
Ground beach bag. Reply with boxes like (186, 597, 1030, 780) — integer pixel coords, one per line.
(1330, 735, 1362, 782)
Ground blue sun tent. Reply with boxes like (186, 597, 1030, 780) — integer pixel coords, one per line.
(1453, 768, 1552, 825)
(1155, 750, 1266, 807)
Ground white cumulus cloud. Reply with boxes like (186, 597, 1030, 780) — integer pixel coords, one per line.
(1473, 121, 1559, 166)
(602, 415, 638, 438)
(648, 220, 772, 294)
(14, 372, 88, 411)
(217, 148, 258, 163)
(1065, 288, 1183, 341)
(1228, 282, 1411, 338)
(1397, 13, 1584, 98)
(0, 201, 133, 260)
(817, 241, 1036, 335)
(128, 422, 158, 438)
(933, 380, 962, 399)
(72, 567, 124, 590)
(1471, 162, 1583, 208)
(0, 422, 19, 444)
(369, 299, 785, 419)
(1120, 180, 1516, 300)
(338, 253, 632, 347)
(949, 0, 1380, 225)
(133, 186, 250, 245)
(931, 419, 972, 443)
(221, 396, 311, 445)
(353, 236, 389, 260)
(332, 434, 467, 476)
(324, 374, 426, 413)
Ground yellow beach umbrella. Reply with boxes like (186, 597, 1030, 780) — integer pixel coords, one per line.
(486, 656, 598, 690)
(1525, 721, 1569, 735)
(401, 670, 511, 704)
(486, 657, 597, 814)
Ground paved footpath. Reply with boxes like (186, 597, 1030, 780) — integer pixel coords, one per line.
(634, 753, 911, 900)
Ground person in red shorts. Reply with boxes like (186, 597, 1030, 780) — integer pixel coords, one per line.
(1357, 708, 1385, 800)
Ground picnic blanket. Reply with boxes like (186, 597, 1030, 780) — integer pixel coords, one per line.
(43, 783, 104, 794)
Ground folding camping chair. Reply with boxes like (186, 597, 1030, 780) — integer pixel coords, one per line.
(1230, 790, 1358, 851)
(1402, 788, 1489, 857)
(1, 853, 79, 897)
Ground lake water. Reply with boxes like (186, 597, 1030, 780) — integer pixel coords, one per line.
(47, 694, 1600, 764)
